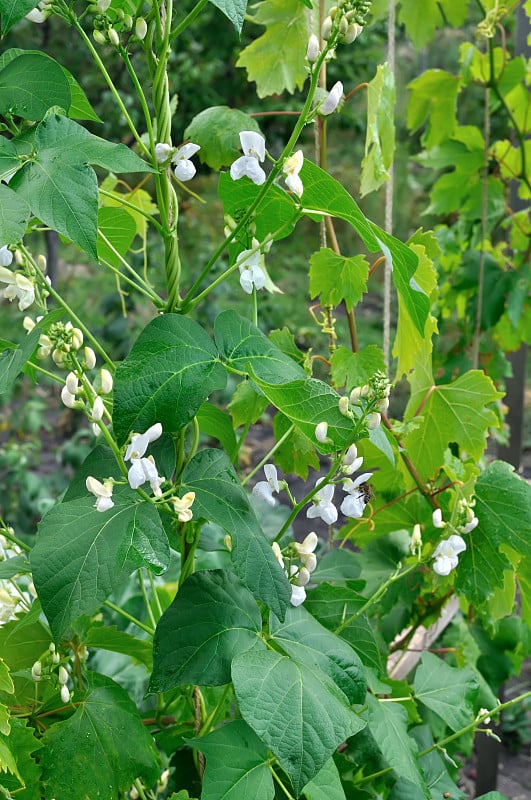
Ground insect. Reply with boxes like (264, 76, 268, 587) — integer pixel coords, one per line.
(358, 482, 374, 505)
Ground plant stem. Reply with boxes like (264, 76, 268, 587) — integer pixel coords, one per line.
(270, 766, 296, 800)
(138, 569, 157, 630)
(241, 424, 295, 486)
(335, 562, 418, 633)
(170, 0, 209, 41)
(98, 188, 163, 233)
(274, 458, 340, 542)
(104, 600, 154, 635)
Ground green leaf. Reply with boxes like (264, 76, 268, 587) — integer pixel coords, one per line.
(360, 63, 395, 196)
(0, 0, 37, 33)
(473, 461, 531, 557)
(403, 365, 502, 480)
(84, 625, 153, 669)
(228, 379, 269, 428)
(236, 0, 308, 97)
(398, 0, 470, 48)
(411, 725, 466, 800)
(0, 183, 30, 244)
(272, 412, 319, 480)
(454, 522, 511, 606)
(113, 314, 226, 446)
(330, 345, 386, 391)
(97, 206, 137, 267)
(303, 758, 346, 800)
(0, 659, 13, 694)
(197, 402, 238, 459)
(309, 248, 369, 311)
(192, 720, 274, 800)
(0, 309, 63, 395)
(367, 695, 429, 796)
(250, 373, 354, 455)
(270, 605, 366, 705)
(64, 71, 102, 122)
(407, 70, 460, 147)
(219, 170, 298, 243)
(185, 106, 261, 170)
(40, 673, 160, 800)
(215, 309, 305, 384)
(208, 0, 248, 32)
(150, 570, 262, 691)
(31, 493, 169, 639)
(0, 719, 42, 799)
(10, 115, 152, 259)
(232, 647, 365, 794)
(181, 449, 290, 619)
(0, 53, 71, 119)
(0, 135, 22, 181)
(413, 652, 479, 732)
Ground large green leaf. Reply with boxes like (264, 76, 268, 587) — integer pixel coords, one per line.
(0, 183, 30, 244)
(185, 107, 261, 170)
(150, 570, 262, 691)
(303, 758, 346, 800)
(97, 206, 137, 267)
(0, 53, 70, 119)
(403, 364, 501, 480)
(232, 648, 365, 794)
(0, 719, 42, 800)
(407, 69, 459, 147)
(197, 402, 238, 459)
(215, 309, 305, 384)
(411, 725, 466, 800)
(10, 115, 152, 259)
(309, 248, 369, 311)
(40, 673, 160, 800)
(236, 0, 308, 97)
(360, 63, 395, 197)
(367, 695, 429, 797)
(31, 493, 169, 639)
(181, 449, 290, 619)
(218, 171, 298, 244)
(0, 0, 37, 33)
(270, 606, 365, 705)
(113, 314, 226, 446)
(398, 0, 470, 48)
(413, 652, 479, 732)
(330, 345, 387, 391)
(192, 720, 274, 800)
(208, 0, 248, 32)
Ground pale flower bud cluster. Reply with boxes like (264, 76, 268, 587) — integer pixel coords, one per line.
(273, 532, 319, 607)
(170, 492, 195, 523)
(320, 0, 368, 47)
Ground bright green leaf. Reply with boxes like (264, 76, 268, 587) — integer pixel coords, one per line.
(185, 106, 261, 170)
(0, 659, 13, 695)
(97, 206, 137, 267)
(413, 652, 479, 731)
(0, 53, 71, 119)
(0, 0, 38, 33)
(150, 570, 262, 691)
(64, 71, 101, 122)
(236, 0, 308, 97)
(411, 725, 467, 800)
(330, 345, 386, 391)
(360, 63, 395, 196)
(40, 673, 160, 800)
(31, 493, 169, 639)
(0, 719, 42, 799)
(208, 0, 248, 32)
(113, 314, 226, 446)
(232, 647, 365, 794)
(398, 0, 469, 48)
(303, 758, 346, 800)
(197, 402, 238, 459)
(192, 720, 274, 800)
(181, 449, 290, 619)
(84, 625, 153, 669)
(0, 183, 30, 244)
(309, 248, 369, 311)
(0, 135, 22, 181)
(407, 70, 460, 147)
(228, 379, 269, 428)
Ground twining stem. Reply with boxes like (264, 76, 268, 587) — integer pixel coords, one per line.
(198, 683, 232, 736)
(104, 600, 154, 635)
(472, 79, 490, 369)
(97, 232, 162, 302)
(270, 766, 297, 800)
(138, 569, 157, 630)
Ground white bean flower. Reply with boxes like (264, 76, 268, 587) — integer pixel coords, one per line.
(340, 472, 373, 518)
(320, 81, 344, 115)
(86, 476, 114, 512)
(230, 131, 266, 186)
(283, 150, 304, 198)
(253, 464, 280, 506)
(0, 246, 13, 267)
(237, 248, 266, 295)
(341, 442, 364, 475)
(0, 268, 35, 311)
(432, 534, 466, 576)
(307, 479, 337, 525)
(125, 423, 163, 461)
(172, 143, 200, 181)
(128, 455, 165, 497)
(170, 491, 195, 522)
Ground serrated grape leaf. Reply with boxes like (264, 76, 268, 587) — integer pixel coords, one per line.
(236, 0, 308, 97)
(218, 170, 298, 243)
(270, 605, 366, 704)
(0, 0, 37, 33)
(0, 53, 70, 119)
(185, 106, 261, 170)
(150, 570, 262, 691)
(215, 309, 305, 384)
(0, 309, 63, 395)
(303, 758, 346, 800)
(0, 183, 30, 244)
(208, 0, 248, 32)
(85, 625, 153, 669)
(31, 493, 169, 640)
(10, 114, 152, 259)
(367, 695, 429, 796)
(113, 314, 226, 446)
(330, 345, 386, 390)
(0, 719, 42, 799)
(40, 673, 159, 800)
(232, 647, 365, 794)
(181, 449, 290, 619)
(413, 652, 479, 731)
(473, 461, 531, 557)
(455, 522, 512, 607)
(191, 720, 273, 800)
(360, 63, 395, 196)
(228, 379, 269, 428)
(309, 248, 369, 311)
(403, 364, 502, 480)
(97, 206, 137, 267)
(407, 69, 459, 147)
(398, 0, 470, 48)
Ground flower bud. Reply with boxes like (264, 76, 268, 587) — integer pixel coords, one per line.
(49, 643, 56, 653)
(366, 412, 381, 429)
(321, 15, 333, 40)
(320, 81, 343, 115)
(306, 33, 320, 62)
(23, 316, 36, 333)
(58, 666, 68, 685)
(135, 16, 147, 39)
(344, 22, 363, 44)
(411, 523, 422, 551)
(52, 348, 66, 366)
(296, 567, 311, 586)
(350, 386, 361, 403)
(155, 142, 173, 163)
(100, 368, 113, 394)
(329, 5, 338, 18)
(302, 552, 317, 572)
(91, 396, 105, 421)
(123, 13, 133, 28)
(52, 652, 60, 664)
(84, 347, 97, 369)
(338, 395, 350, 416)
(432, 508, 445, 529)
(223, 534, 233, 552)
(108, 27, 119, 46)
(65, 371, 79, 395)
(61, 386, 76, 409)
(92, 423, 101, 437)
(96, 0, 110, 11)
(31, 661, 42, 681)
(339, 16, 348, 35)
(71, 328, 83, 350)
(315, 421, 329, 443)
(36, 254, 47, 272)
(93, 29, 107, 44)
(60, 685, 71, 704)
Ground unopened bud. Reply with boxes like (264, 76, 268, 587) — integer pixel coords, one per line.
(65, 372, 79, 395)
(321, 15, 333, 40)
(93, 29, 107, 44)
(329, 5, 338, 18)
(315, 421, 329, 443)
(344, 22, 363, 43)
(52, 348, 66, 366)
(320, 80, 344, 115)
(49, 643, 56, 653)
(135, 16, 147, 39)
(339, 16, 348, 35)
(36, 254, 47, 272)
(100, 368, 113, 394)
(108, 27, 119, 46)
(350, 386, 361, 403)
(61, 386, 76, 409)
(432, 508, 445, 529)
(296, 567, 311, 586)
(223, 534, 233, 552)
(366, 412, 381, 429)
(91, 396, 105, 421)
(60, 684, 71, 704)
(52, 652, 60, 664)
(306, 33, 320, 62)
(411, 523, 422, 550)
(58, 666, 68, 685)
(23, 316, 36, 333)
(31, 661, 42, 682)
(84, 347, 97, 369)
(96, 0, 110, 11)
(71, 328, 83, 350)
(338, 395, 350, 416)
(155, 143, 173, 163)
(123, 13, 133, 28)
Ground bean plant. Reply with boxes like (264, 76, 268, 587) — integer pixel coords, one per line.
(0, 1, 530, 799)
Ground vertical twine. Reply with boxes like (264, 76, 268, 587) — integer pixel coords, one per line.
(383, 0, 396, 373)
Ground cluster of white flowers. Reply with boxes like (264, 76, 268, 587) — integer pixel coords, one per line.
(236, 244, 266, 295)
(431, 500, 479, 576)
(306, 443, 373, 523)
(154, 141, 201, 182)
(230, 131, 305, 199)
(0, 247, 35, 312)
(31, 645, 71, 705)
(125, 423, 165, 497)
(272, 532, 319, 607)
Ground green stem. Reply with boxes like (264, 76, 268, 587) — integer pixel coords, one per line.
(148, 570, 164, 622)
(104, 601, 154, 635)
(274, 458, 340, 543)
(170, 0, 209, 40)
(97, 231, 162, 302)
(242, 424, 295, 486)
(198, 683, 232, 736)
(98, 188, 163, 233)
(0, 525, 31, 553)
(138, 569, 157, 630)
(270, 766, 296, 800)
